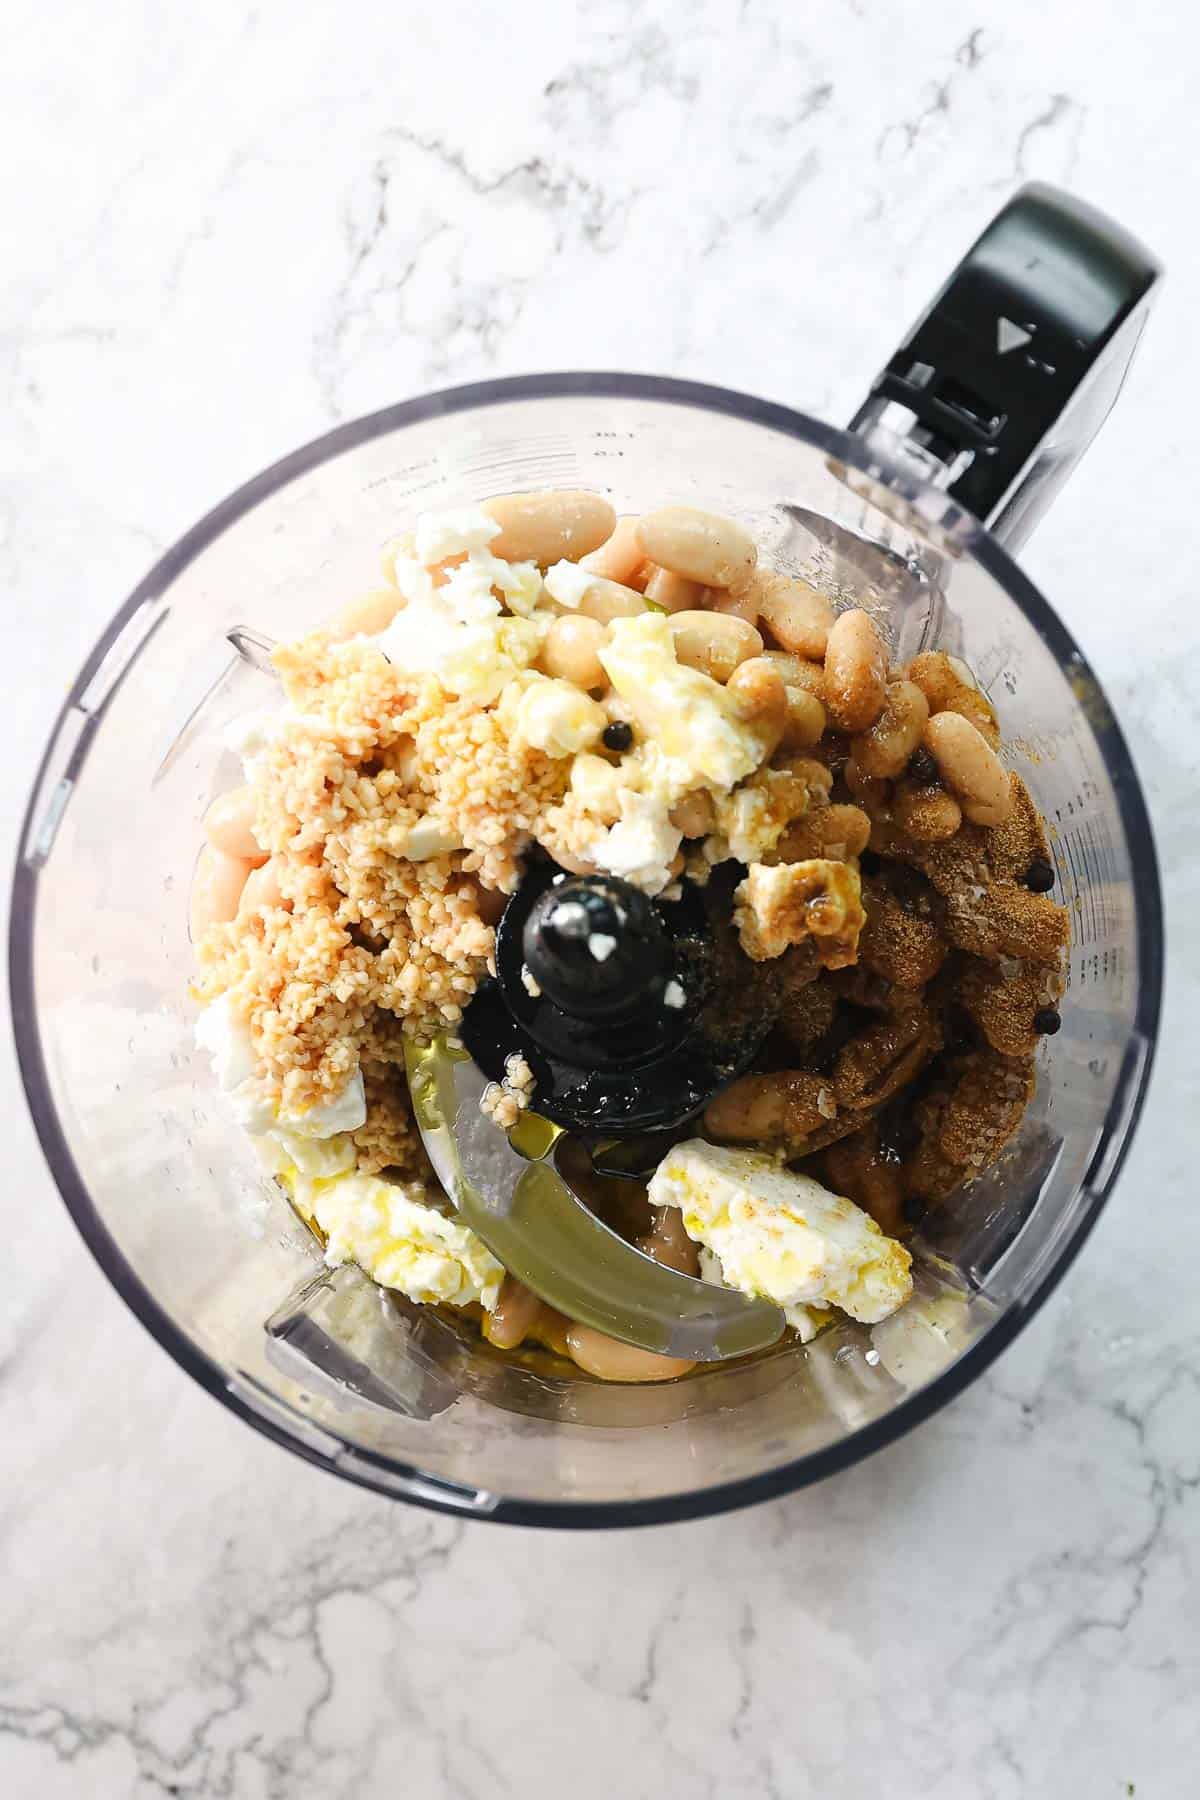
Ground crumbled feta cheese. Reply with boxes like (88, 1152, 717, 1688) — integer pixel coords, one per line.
(228, 1078, 278, 1135)
(543, 559, 597, 608)
(399, 817, 464, 861)
(266, 1129, 357, 1181)
(277, 1070, 367, 1138)
(506, 674, 607, 757)
(648, 1140, 912, 1332)
(599, 614, 761, 793)
(569, 752, 626, 822)
(195, 996, 366, 1139)
(438, 554, 506, 621)
(223, 709, 289, 783)
(413, 506, 500, 565)
(588, 790, 682, 896)
(663, 979, 686, 1009)
(734, 860, 865, 967)
(194, 992, 258, 1092)
(589, 932, 617, 962)
(386, 550, 438, 608)
(521, 965, 542, 997)
(473, 550, 544, 618)
(377, 587, 540, 703)
(289, 1170, 504, 1311)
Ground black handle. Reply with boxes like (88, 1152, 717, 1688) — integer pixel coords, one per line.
(522, 874, 670, 1023)
(849, 183, 1162, 550)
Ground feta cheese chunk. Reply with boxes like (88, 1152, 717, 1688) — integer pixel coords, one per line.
(399, 816, 464, 860)
(599, 613, 762, 793)
(263, 1129, 357, 1181)
(377, 587, 540, 703)
(413, 506, 500, 565)
(648, 1140, 912, 1333)
(195, 996, 366, 1139)
(506, 675, 607, 757)
(230, 1069, 368, 1138)
(223, 709, 290, 783)
(543, 559, 598, 609)
(588, 790, 682, 895)
(278, 1069, 366, 1138)
(376, 531, 547, 699)
(734, 860, 864, 968)
(473, 551, 544, 618)
(291, 1170, 504, 1311)
(194, 992, 257, 1092)
(569, 752, 626, 822)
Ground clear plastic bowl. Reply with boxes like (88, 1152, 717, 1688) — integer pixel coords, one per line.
(10, 376, 1163, 1525)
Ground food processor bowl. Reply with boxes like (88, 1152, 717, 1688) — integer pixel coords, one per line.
(12, 188, 1163, 1524)
(10, 374, 1162, 1524)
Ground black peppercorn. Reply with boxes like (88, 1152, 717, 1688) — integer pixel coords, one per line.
(859, 848, 883, 878)
(602, 720, 634, 753)
(1025, 859, 1055, 893)
(908, 745, 938, 786)
(1033, 1006, 1062, 1036)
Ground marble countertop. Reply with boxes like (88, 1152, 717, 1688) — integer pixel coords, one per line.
(3, 2, 1197, 1794)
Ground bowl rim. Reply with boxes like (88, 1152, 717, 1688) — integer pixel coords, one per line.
(8, 371, 1165, 1528)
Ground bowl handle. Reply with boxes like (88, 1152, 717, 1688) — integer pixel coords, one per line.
(848, 182, 1162, 552)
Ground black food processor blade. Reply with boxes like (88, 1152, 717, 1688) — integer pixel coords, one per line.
(404, 864, 787, 1362)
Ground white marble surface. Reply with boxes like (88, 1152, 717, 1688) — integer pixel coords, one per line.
(2, 2, 1197, 1794)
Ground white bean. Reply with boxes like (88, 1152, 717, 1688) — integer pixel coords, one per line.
(580, 514, 644, 585)
(576, 577, 646, 624)
(823, 610, 888, 733)
(923, 713, 1012, 825)
(540, 614, 608, 689)
(483, 1276, 543, 1351)
(636, 506, 757, 589)
(483, 490, 616, 565)
(708, 585, 761, 624)
(643, 565, 706, 613)
(906, 650, 1000, 748)
(668, 610, 763, 682)
(637, 1207, 699, 1276)
(893, 780, 963, 842)
(726, 656, 788, 750)
(204, 787, 267, 865)
(765, 650, 826, 700)
(327, 588, 406, 643)
(852, 679, 930, 779)
(754, 572, 835, 658)
(780, 685, 827, 749)
(190, 846, 253, 942)
(565, 1323, 695, 1383)
(238, 859, 288, 919)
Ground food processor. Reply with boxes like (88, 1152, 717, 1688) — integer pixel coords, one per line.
(11, 183, 1164, 1525)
